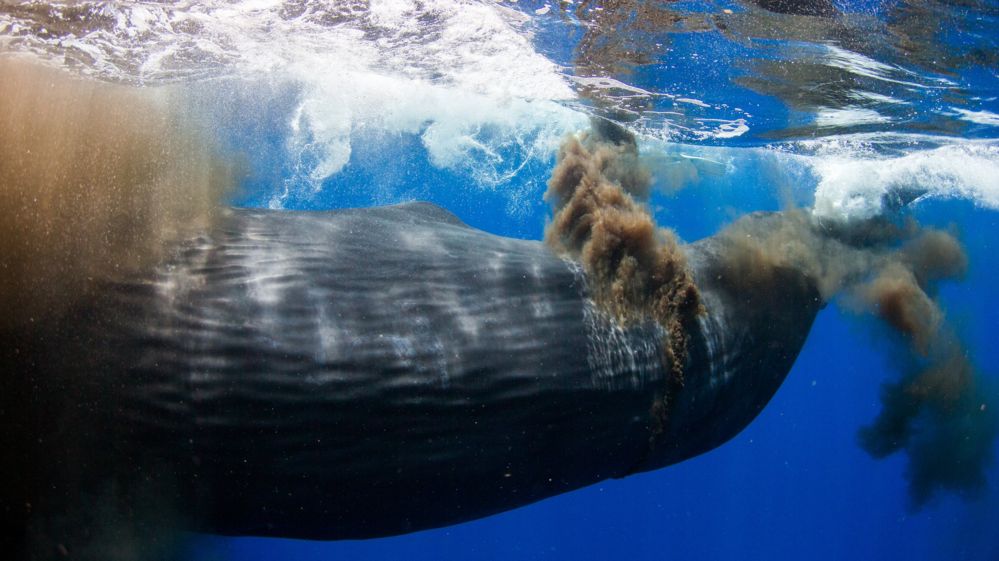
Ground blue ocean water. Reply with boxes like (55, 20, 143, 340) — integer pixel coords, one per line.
(2, 0, 997, 559)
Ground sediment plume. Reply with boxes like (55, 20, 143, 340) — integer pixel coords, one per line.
(544, 121, 702, 437)
(547, 119, 994, 505)
(714, 209, 996, 506)
(0, 55, 235, 332)
(855, 265, 996, 505)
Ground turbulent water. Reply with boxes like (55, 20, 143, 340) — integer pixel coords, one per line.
(3, 0, 996, 220)
(1, 1, 997, 560)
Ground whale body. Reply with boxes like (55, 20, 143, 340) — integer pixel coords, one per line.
(1, 202, 820, 553)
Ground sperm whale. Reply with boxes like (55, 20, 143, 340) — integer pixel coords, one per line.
(2, 201, 821, 556)
(0, 58, 826, 557)
(5, 58, 989, 560)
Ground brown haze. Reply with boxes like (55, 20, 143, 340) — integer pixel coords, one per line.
(549, 121, 995, 506)
(711, 187, 995, 506)
(544, 121, 703, 440)
(544, 124, 702, 380)
(0, 55, 234, 332)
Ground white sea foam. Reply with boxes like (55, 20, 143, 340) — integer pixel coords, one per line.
(218, 0, 586, 202)
(647, 133, 999, 223)
(803, 141, 999, 220)
(275, 65, 586, 206)
(572, 76, 654, 96)
(711, 119, 750, 139)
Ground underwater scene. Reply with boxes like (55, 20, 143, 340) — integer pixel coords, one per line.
(0, 0, 997, 559)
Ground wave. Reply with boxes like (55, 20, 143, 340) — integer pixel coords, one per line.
(630, 135, 999, 227)
(787, 137, 999, 220)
